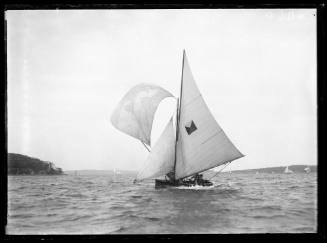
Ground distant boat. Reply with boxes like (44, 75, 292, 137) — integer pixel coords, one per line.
(284, 166, 294, 174)
(256, 171, 259, 174)
(113, 168, 121, 175)
(304, 166, 311, 173)
(111, 50, 244, 188)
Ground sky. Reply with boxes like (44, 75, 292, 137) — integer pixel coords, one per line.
(6, 9, 317, 172)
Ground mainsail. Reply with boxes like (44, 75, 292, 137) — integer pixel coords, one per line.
(111, 83, 173, 146)
(136, 117, 175, 180)
(174, 51, 244, 180)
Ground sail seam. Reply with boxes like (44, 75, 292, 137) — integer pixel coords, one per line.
(200, 129, 223, 145)
(183, 94, 203, 108)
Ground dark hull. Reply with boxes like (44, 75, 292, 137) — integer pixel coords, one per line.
(155, 179, 213, 189)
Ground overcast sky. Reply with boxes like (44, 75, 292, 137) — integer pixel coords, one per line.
(6, 9, 317, 171)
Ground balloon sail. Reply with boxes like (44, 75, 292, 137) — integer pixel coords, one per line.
(111, 83, 174, 146)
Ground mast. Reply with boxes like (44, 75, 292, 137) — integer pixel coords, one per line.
(179, 50, 185, 127)
(173, 98, 179, 180)
(173, 50, 185, 180)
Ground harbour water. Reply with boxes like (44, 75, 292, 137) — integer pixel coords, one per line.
(7, 172, 317, 234)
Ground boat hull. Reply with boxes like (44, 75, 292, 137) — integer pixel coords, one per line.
(155, 179, 213, 189)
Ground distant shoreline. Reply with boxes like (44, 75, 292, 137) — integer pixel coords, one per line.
(62, 165, 316, 176)
(222, 164, 316, 174)
(7, 152, 316, 176)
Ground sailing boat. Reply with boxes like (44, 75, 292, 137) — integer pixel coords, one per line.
(284, 166, 294, 174)
(111, 51, 244, 188)
(113, 168, 121, 175)
(304, 166, 311, 173)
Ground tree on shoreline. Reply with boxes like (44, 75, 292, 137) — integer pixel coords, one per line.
(7, 153, 63, 175)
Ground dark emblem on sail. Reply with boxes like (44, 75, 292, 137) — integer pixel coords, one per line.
(185, 120, 197, 135)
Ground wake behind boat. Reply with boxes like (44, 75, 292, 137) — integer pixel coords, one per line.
(111, 51, 244, 188)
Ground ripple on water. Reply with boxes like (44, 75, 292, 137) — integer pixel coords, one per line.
(6, 173, 317, 234)
(144, 217, 161, 222)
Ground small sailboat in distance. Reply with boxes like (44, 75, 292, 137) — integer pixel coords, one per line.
(284, 166, 294, 174)
(113, 168, 121, 175)
(111, 51, 244, 188)
(304, 166, 311, 173)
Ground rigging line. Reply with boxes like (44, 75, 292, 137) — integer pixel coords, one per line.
(173, 98, 179, 177)
(141, 141, 151, 152)
(207, 162, 231, 180)
(133, 141, 151, 183)
(200, 130, 223, 145)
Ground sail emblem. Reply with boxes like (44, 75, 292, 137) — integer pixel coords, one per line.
(185, 120, 197, 135)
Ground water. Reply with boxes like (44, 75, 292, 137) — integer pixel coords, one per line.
(7, 172, 317, 234)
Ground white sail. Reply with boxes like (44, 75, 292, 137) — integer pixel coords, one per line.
(175, 52, 244, 180)
(284, 166, 288, 173)
(284, 166, 294, 174)
(111, 83, 173, 146)
(136, 117, 175, 181)
(304, 166, 311, 173)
